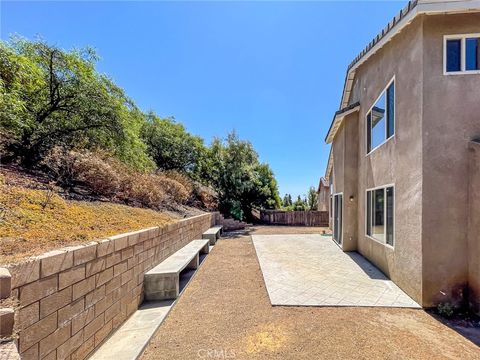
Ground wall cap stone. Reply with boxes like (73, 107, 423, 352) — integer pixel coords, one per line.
(5, 213, 217, 291)
(3, 212, 216, 360)
(0, 268, 12, 299)
(0, 308, 15, 338)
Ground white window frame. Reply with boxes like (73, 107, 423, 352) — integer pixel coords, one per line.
(444, 33, 480, 75)
(365, 77, 395, 156)
(365, 184, 395, 248)
(332, 192, 343, 248)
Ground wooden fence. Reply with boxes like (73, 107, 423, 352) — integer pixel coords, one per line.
(260, 210, 329, 227)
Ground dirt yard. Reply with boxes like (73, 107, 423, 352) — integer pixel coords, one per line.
(142, 226, 479, 360)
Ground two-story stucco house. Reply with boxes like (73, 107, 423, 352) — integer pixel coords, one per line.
(316, 177, 330, 212)
(324, 0, 480, 312)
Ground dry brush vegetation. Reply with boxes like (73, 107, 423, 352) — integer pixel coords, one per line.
(0, 170, 177, 264)
(0, 37, 280, 262)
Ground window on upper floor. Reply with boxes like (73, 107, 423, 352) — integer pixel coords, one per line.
(445, 34, 480, 74)
(366, 79, 395, 154)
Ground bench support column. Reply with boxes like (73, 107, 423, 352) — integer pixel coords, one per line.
(144, 274, 179, 301)
(186, 253, 199, 270)
(200, 243, 209, 254)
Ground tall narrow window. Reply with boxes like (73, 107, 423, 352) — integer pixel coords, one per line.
(366, 191, 372, 236)
(466, 37, 480, 71)
(366, 186, 394, 246)
(371, 94, 386, 151)
(366, 113, 372, 154)
(445, 34, 480, 74)
(329, 196, 333, 221)
(372, 189, 385, 242)
(446, 39, 462, 72)
(366, 79, 395, 154)
(386, 83, 395, 138)
(386, 187, 394, 246)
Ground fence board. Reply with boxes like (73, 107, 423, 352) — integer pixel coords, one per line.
(260, 210, 329, 227)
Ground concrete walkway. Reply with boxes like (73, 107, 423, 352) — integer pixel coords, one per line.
(90, 300, 173, 360)
(253, 234, 420, 308)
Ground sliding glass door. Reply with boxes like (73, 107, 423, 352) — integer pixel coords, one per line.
(333, 193, 343, 245)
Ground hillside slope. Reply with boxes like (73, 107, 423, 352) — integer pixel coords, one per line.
(0, 168, 193, 264)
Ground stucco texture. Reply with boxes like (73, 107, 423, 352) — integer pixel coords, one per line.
(330, 12, 480, 310)
(351, 17, 425, 304)
(421, 13, 480, 307)
(468, 141, 480, 313)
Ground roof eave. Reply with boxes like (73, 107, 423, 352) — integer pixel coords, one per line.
(325, 103, 360, 144)
(325, 148, 334, 181)
(327, 0, 480, 143)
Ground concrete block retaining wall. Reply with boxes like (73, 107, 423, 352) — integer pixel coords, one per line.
(0, 213, 217, 360)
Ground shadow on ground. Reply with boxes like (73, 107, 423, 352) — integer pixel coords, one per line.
(427, 310, 480, 346)
(344, 252, 387, 280)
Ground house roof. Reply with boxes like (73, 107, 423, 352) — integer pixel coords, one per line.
(346, 0, 419, 76)
(325, 102, 360, 143)
(317, 177, 329, 193)
(325, 147, 333, 180)
(325, 0, 480, 144)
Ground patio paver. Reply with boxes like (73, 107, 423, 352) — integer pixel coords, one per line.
(142, 227, 479, 360)
(252, 234, 420, 308)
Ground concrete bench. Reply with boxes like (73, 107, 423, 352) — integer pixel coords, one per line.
(202, 225, 223, 245)
(144, 239, 209, 300)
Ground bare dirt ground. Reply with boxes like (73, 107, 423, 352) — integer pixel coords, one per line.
(142, 226, 480, 360)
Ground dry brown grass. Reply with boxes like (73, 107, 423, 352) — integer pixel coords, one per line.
(0, 175, 177, 264)
(42, 148, 196, 208)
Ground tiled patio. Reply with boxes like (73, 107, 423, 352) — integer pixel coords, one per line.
(252, 234, 420, 308)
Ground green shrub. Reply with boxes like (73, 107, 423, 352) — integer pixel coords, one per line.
(1, 37, 282, 219)
(141, 113, 206, 176)
(0, 37, 153, 171)
(437, 302, 455, 318)
(208, 132, 281, 221)
(42, 148, 195, 208)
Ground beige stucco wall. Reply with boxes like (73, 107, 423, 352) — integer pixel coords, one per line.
(342, 113, 359, 252)
(352, 17, 425, 304)
(332, 126, 344, 196)
(328, 12, 480, 308)
(468, 141, 480, 313)
(317, 186, 329, 212)
(331, 114, 358, 251)
(421, 13, 480, 307)
(331, 123, 344, 239)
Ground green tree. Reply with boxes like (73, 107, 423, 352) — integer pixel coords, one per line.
(307, 186, 318, 210)
(293, 195, 307, 211)
(141, 112, 206, 176)
(0, 37, 283, 219)
(0, 37, 153, 170)
(282, 193, 292, 207)
(249, 163, 282, 210)
(208, 131, 280, 221)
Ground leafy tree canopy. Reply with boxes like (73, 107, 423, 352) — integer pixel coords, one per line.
(293, 195, 307, 211)
(208, 132, 281, 221)
(0, 37, 282, 220)
(307, 186, 318, 210)
(0, 36, 153, 170)
(141, 112, 206, 176)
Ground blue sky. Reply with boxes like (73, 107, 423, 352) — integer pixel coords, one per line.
(0, 1, 403, 199)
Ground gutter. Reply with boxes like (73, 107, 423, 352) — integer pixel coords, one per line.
(326, 0, 480, 144)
